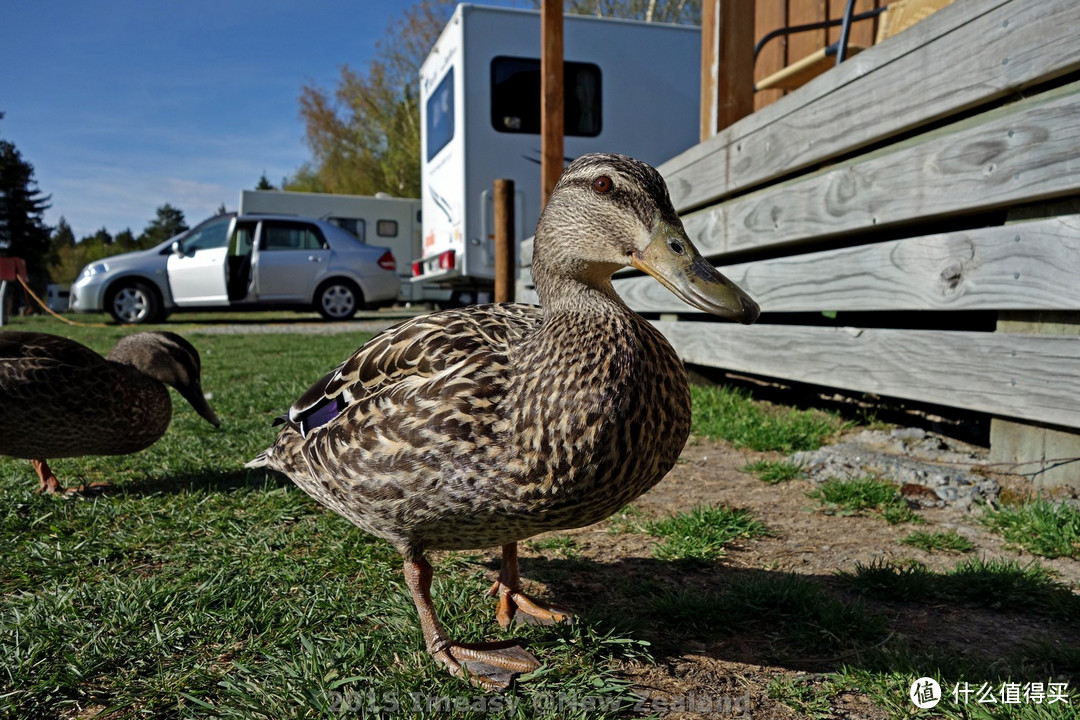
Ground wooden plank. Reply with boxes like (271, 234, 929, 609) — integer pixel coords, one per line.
(541, 0, 563, 209)
(701, 0, 756, 139)
(615, 216, 1080, 313)
(828, 0, 878, 46)
(654, 321, 1080, 428)
(680, 81, 1080, 258)
(753, 0, 788, 111)
(660, 0, 1080, 212)
(788, 0, 827, 73)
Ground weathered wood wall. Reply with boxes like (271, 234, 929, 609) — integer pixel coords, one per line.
(520, 0, 1080, 485)
(754, 0, 887, 111)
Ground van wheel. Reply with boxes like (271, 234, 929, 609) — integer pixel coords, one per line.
(107, 281, 163, 324)
(315, 279, 362, 321)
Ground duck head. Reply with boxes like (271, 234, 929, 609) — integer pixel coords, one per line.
(532, 153, 758, 324)
(108, 331, 221, 427)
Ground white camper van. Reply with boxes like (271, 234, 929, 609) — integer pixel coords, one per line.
(237, 189, 444, 304)
(417, 4, 700, 304)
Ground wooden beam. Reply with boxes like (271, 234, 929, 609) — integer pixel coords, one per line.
(541, 0, 564, 209)
(615, 216, 1080, 314)
(654, 320, 1080, 429)
(701, 0, 755, 140)
(667, 0, 1080, 211)
(493, 179, 515, 303)
(678, 80, 1080, 259)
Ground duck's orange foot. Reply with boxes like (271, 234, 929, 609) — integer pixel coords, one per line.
(487, 580, 574, 630)
(432, 639, 541, 689)
(64, 481, 113, 496)
(32, 459, 65, 494)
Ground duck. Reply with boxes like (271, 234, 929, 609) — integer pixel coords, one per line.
(248, 153, 759, 688)
(0, 331, 221, 493)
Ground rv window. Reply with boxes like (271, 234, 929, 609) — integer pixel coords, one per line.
(330, 217, 365, 241)
(376, 220, 398, 237)
(426, 68, 455, 161)
(490, 57, 601, 136)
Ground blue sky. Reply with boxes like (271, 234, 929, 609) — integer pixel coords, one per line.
(0, 1, 525, 241)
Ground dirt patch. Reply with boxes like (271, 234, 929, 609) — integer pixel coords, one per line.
(505, 435, 1080, 718)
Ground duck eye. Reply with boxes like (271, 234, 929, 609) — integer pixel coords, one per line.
(592, 175, 613, 194)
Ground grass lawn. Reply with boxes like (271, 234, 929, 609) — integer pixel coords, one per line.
(1, 315, 657, 718)
(2, 313, 1078, 719)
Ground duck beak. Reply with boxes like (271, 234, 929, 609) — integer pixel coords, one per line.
(178, 382, 222, 428)
(631, 220, 759, 324)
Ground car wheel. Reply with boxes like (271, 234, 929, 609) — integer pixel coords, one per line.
(315, 279, 362, 321)
(107, 281, 162, 324)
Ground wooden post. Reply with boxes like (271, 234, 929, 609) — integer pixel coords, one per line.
(701, 0, 756, 140)
(494, 179, 515, 303)
(541, 0, 564, 209)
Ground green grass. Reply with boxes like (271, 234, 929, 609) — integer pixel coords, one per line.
(839, 557, 1080, 618)
(690, 384, 847, 452)
(981, 498, 1080, 559)
(644, 505, 770, 564)
(605, 504, 646, 535)
(6, 314, 1077, 720)
(0, 315, 647, 719)
(742, 459, 805, 484)
(899, 529, 976, 553)
(526, 534, 582, 559)
(806, 475, 922, 525)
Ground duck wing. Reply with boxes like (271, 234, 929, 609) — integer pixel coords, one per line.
(0, 331, 108, 368)
(286, 304, 542, 438)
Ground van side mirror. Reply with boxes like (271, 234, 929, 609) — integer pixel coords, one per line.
(171, 240, 184, 255)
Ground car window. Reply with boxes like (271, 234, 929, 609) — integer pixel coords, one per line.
(260, 222, 328, 251)
(329, 217, 365, 241)
(183, 216, 232, 252)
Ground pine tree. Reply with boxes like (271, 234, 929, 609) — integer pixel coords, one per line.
(138, 203, 189, 248)
(0, 114, 52, 282)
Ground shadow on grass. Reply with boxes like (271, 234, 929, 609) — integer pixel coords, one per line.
(509, 554, 1080, 682)
(121, 468, 294, 496)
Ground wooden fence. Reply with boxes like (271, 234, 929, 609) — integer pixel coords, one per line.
(522, 0, 1080, 486)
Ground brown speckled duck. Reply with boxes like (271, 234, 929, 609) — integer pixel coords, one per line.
(248, 153, 759, 687)
(0, 331, 220, 493)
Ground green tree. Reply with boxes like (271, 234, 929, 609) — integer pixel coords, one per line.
(138, 203, 188, 248)
(114, 228, 137, 252)
(0, 113, 52, 283)
(255, 173, 275, 190)
(562, 0, 700, 23)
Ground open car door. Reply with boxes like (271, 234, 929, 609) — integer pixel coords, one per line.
(166, 215, 234, 306)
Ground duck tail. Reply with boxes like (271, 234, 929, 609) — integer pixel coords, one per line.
(245, 449, 272, 469)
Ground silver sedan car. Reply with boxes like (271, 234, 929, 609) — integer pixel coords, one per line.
(72, 213, 400, 324)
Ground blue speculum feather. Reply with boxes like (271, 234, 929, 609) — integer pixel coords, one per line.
(299, 396, 346, 438)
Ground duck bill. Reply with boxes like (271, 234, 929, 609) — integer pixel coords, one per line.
(631, 221, 760, 324)
(179, 382, 222, 427)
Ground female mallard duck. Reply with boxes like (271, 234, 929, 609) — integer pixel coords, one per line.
(0, 331, 221, 493)
(249, 153, 758, 687)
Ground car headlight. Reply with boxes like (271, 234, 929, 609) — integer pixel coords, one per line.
(80, 262, 108, 279)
